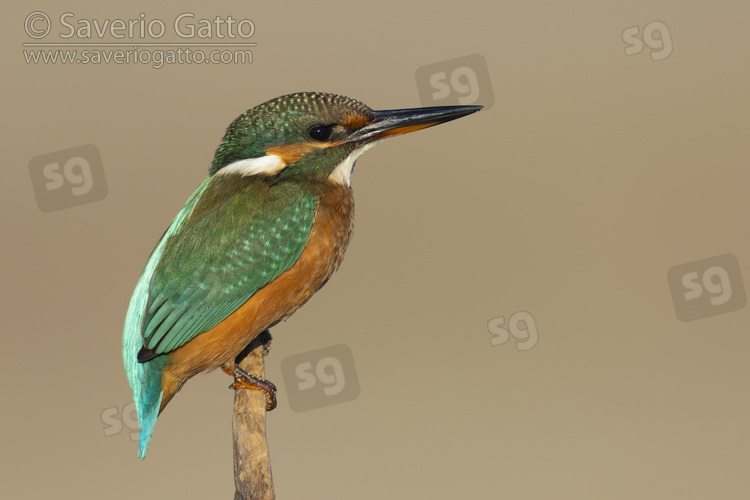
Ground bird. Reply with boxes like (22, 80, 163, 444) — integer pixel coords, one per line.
(122, 91, 482, 459)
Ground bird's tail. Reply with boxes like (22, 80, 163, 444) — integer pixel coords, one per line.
(135, 361, 165, 460)
(135, 387, 163, 459)
(123, 337, 166, 459)
(123, 283, 167, 459)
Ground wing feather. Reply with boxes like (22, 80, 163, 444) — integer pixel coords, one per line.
(140, 176, 318, 355)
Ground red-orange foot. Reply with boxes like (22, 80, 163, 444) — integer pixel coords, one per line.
(221, 363, 278, 411)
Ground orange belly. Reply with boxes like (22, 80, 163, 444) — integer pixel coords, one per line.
(159, 184, 354, 410)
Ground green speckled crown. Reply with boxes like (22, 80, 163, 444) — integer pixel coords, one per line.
(209, 92, 374, 175)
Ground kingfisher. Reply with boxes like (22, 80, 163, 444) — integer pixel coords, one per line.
(123, 92, 481, 459)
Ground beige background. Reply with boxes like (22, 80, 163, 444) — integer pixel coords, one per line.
(3, 1, 750, 498)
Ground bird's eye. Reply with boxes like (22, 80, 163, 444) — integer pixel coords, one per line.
(308, 125, 333, 142)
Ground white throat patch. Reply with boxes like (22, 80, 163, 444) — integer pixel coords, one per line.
(217, 154, 286, 176)
(328, 141, 381, 187)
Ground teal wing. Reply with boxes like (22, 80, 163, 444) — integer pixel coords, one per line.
(140, 176, 317, 357)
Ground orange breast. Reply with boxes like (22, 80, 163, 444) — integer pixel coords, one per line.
(159, 184, 354, 410)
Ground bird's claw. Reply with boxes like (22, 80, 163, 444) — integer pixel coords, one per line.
(222, 363, 277, 411)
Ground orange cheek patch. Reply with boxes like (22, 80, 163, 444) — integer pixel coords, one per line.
(341, 113, 370, 130)
(265, 142, 330, 164)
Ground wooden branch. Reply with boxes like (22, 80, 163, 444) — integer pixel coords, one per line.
(233, 330, 275, 500)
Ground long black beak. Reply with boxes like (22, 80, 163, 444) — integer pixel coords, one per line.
(344, 104, 482, 145)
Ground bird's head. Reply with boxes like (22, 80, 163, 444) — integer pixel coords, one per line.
(209, 91, 481, 186)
